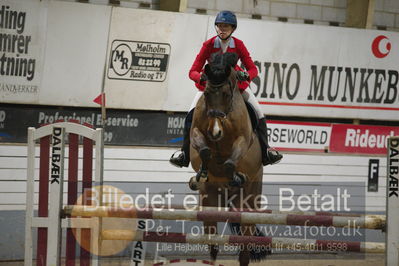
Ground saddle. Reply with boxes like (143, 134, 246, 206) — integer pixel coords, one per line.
(245, 102, 259, 131)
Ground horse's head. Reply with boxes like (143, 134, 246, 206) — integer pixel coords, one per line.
(203, 52, 238, 141)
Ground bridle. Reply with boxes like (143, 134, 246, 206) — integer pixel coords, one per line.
(205, 78, 235, 119)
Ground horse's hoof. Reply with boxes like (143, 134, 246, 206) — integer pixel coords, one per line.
(199, 175, 208, 183)
(229, 172, 247, 187)
(210, 245, 219, 261)
(196, 169, 208, 183)
(195, 163, 209, 182)
(189, 176, 200, 191)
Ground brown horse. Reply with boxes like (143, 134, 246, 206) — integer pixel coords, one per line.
(189, 53, 268, 266)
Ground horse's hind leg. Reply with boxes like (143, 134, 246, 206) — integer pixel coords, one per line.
(234, 185, 269, 265)
(203, 221, 218, 260)
(238, 248, 250, 266)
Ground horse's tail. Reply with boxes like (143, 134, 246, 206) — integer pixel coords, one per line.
(229, 223, 271, 261)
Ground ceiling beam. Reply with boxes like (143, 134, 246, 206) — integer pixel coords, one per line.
(345, 0, 375, 29)
(159, 0, 187, 12)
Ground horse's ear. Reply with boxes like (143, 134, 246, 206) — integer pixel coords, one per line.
(224, 52, 238, 68)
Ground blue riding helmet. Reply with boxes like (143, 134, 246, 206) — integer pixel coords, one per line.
(215, 11, 237, 28)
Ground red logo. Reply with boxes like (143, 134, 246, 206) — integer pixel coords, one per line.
(371, 35, 391, 58)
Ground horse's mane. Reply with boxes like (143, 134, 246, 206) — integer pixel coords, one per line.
(205, 52, 238, 85)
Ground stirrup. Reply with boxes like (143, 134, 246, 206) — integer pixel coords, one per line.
(263, 148, 282, 166)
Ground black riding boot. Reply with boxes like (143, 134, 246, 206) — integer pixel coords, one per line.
(169, 110, 194, 168)
(257, 117, 283, 166)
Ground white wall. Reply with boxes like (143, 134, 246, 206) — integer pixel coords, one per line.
(88, 0, 399, 32)
(0, 144, 386, 213)
(41, 1, 111, 107)
(2, 1, 398, 121)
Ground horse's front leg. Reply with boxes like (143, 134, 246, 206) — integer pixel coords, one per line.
(189, 127, 211, 190)
(223, 136, 248, 187)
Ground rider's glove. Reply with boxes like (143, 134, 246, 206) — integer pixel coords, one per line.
(236, 71, 249, 81)
(200, 73, 208, 82)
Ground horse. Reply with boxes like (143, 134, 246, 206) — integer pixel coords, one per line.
(188, 53, 268, 266)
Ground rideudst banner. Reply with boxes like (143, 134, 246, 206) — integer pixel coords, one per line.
(330, 124, 399, 155)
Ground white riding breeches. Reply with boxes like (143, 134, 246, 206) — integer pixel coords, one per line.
(241, 89, 265, 119)
(189, 88, 265, 119)
(190, 91, 204, 110)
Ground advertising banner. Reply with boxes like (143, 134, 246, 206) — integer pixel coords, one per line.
(0, 0, 47, 103)
(329, 124, 399, 155)
(108, 40, 170, 82)
(204, 18, 399, 121)
(104, 8, 207, 111)
(0, 1, 111, 107)
(1, 104, 397, 157)
(268, 121, 331, 152)
(0, 106, 185, 147)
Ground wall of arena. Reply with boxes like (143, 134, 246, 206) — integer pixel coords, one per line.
(96, 0, 399, 32)
(0, 0, 398, 261)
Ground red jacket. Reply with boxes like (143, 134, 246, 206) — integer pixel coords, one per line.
(189, 36, 258, 91)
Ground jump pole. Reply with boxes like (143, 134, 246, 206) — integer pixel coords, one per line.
(102, 202, 385, 217)
(101, 230, 385, 254)
(64, 205, 386, 230)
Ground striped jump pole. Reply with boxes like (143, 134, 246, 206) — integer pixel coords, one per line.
(103, 202, 382, 218)
(64, 205, 386, 230)
(101, 230, 385, 254)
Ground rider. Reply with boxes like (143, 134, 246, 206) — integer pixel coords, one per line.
(170, 10, 282, 168)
